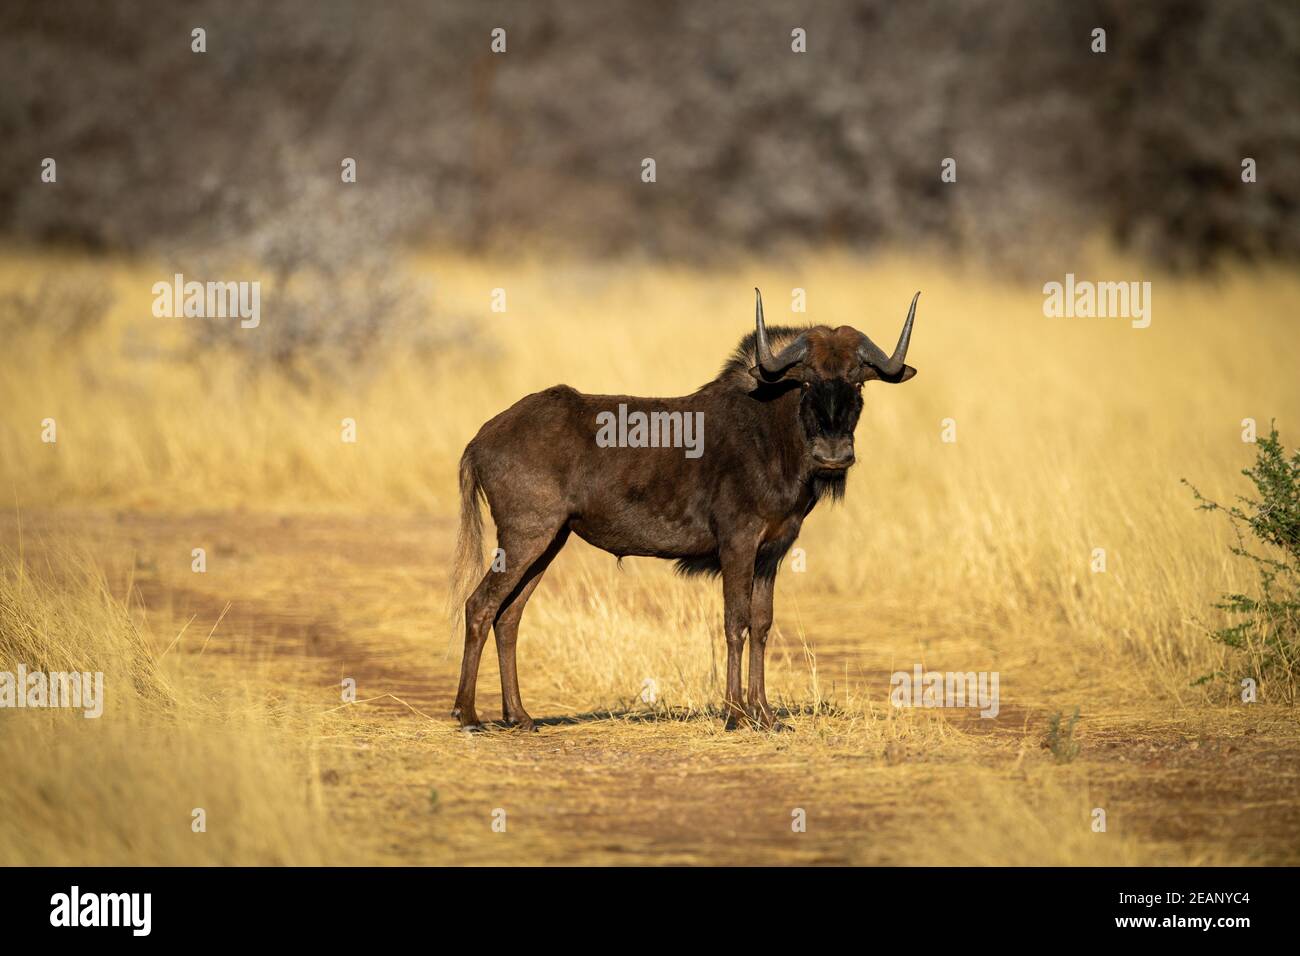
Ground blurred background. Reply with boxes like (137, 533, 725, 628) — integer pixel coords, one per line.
(2, 0, 1298, 507)
(3, 0, 1298, 271)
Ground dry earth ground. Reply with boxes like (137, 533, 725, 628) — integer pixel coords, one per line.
(3, 509, 1296, 866)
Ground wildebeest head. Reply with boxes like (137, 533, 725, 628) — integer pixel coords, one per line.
(749, 289, 919, 479)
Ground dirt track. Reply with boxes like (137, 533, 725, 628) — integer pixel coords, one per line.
(7, 509, 1297, 866)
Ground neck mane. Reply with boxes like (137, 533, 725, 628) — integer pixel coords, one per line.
(710, 324, 816, 392)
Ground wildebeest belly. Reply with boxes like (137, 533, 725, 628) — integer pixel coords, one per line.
(565, 446, 715, 559)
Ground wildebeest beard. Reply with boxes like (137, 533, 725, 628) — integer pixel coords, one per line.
(812, 470, 848, 502)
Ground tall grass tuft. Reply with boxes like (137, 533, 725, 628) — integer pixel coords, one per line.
(0, 545, 173, 711)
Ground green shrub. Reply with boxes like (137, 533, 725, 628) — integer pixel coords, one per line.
(1185, 425, 1300, 701)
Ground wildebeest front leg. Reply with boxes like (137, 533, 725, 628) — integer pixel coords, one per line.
(719, 541, 756, 730)
(747, 572, 788, 731)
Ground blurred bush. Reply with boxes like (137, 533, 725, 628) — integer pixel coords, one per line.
(1, 0, 1296, 270)
(181, 179, 463, 377)
(0, 269, 113, 342)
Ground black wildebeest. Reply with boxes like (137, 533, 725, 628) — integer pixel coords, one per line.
(449, 289, 919, 731)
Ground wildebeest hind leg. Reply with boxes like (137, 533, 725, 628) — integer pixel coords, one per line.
(453, 524, 563, 729)
(493, 527, 570, 732)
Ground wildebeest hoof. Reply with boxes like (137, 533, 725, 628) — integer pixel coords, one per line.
(452, 705, 482, 730)
(505, 715, 537, 733)
(749, 706, 792, 732)
(722, 710, 747, 731)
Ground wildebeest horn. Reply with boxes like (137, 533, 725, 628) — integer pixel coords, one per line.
(858, 291, 919, 381)
(754, 288, 808, 380)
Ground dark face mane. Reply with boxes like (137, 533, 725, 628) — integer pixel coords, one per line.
(716, 323, 869, 500)
(802, 376, 863, 500)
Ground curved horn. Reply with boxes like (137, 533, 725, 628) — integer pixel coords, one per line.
(754, 288, 808, 380)
(859, 291, 919, 378)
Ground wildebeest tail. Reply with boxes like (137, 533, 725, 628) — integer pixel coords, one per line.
(447, 449, 485, 641)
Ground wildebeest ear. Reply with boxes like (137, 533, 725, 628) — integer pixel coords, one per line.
(748, 362, 808, 384)
(858, 363, 917, 384)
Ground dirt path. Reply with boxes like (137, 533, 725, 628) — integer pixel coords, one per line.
(7, 510, 1299, 865)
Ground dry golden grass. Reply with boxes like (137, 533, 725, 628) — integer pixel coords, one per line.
(0, 247, 1297, 865)
(0, 543, 340, 865)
